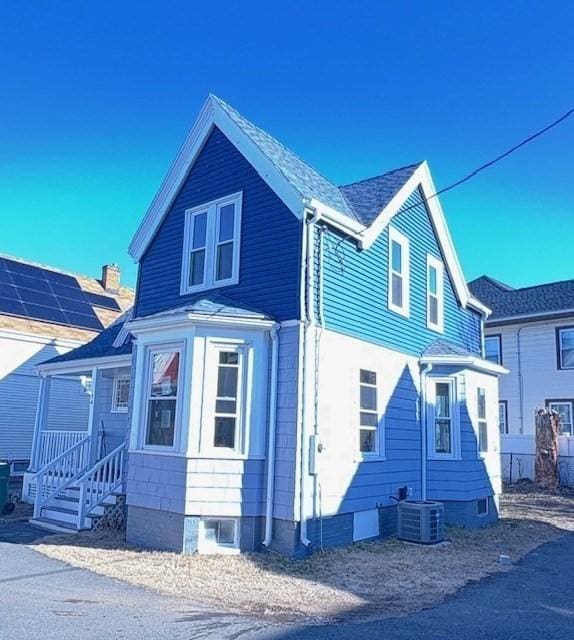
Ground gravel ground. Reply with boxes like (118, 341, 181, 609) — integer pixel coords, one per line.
(28, 482, 574, 623)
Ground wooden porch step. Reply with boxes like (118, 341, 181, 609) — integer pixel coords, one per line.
(29, 517, 82, 534)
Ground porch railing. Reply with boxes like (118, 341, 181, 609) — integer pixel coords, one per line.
(34, 430, 89, 471)
(77, 443, 126, 529)
(32, 435, 92, 518)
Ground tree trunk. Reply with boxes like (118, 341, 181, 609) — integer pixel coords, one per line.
(534, 409, 559, 490)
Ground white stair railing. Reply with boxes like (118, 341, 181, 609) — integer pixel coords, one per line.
(77, 443, 126, 529)
(36, 430, 88, 470)
(33, 435, 91, 518)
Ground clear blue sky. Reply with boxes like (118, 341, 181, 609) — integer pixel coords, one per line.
(1, 2, 572, 289)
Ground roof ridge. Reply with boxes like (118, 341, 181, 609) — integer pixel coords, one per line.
(339, 162, 422, 189)
(511, 277, 574, 294)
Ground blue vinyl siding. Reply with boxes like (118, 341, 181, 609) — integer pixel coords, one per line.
(321, 187, 481, 356)
(135, 127, 301, 321)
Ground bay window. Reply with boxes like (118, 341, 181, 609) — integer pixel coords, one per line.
(428, 378, 459, 458)
(144, 348, 181, 447)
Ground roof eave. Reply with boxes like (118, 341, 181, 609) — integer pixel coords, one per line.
(419, 354, 508, 375)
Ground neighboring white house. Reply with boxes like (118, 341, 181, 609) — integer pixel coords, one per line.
(0, 255, 133, 476)
(469, 275, 574, 485)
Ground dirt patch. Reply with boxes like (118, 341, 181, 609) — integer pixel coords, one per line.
(29, 483, 574, 622)
(0, 501, 33, 524)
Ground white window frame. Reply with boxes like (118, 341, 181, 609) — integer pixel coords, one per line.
(484, 335, 502, 365)
(198, 517, 240, 555)
(200, 340, 249, 457)
(557, 327, 574, 370)
(426, 254, 444, 332)
(427, 376, 460, 459)
(358, 369, 384, 460)
(111, 374, 130, 413)
(388, 226, 410, 317)
(477, 387, 488, 455)
(141, 343, 184, 452)
(180, 191, 242, 295)
(498, 400, 508, 435)
(547, 400, 574, 436)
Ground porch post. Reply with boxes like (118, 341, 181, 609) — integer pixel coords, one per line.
(87, 367, 99, 466)
(29, 374, 51, 472)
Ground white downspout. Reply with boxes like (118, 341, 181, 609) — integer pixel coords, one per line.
(262, 325, 280, 547)
(420, 363, 433, 501)
(299, 211, 318, 549)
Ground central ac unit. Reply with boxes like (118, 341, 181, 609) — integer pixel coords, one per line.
(398, 500, 444, 544)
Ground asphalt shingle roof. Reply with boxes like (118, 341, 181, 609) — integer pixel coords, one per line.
(423, 339, 474, 357)
(469, 275, 574, 321)
(214, 95, 420, 226)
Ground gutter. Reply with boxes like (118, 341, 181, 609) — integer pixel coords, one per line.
(262, 325, 280, 547)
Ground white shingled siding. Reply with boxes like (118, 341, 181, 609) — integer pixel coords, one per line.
(0, 330, 87, 462)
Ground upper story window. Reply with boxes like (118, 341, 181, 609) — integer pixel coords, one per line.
(388, 227, 410, 317)
(111, 375, 130, 413)
(144, 347, 181, 448)
(426, 255, 444, 332)
(181, 192, 242, 295)
(359, 369, 381, 457)
(557, 327, 574, 370)
(484, 335, 502, 365)
(477, 388, 488, 453)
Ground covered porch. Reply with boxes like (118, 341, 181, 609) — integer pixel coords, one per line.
(23, 353, 132, 531)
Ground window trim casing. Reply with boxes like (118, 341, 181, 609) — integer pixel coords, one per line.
(387, 226, 410, 318)
(546, 398, 574, 436)
(426, 254, 444, 333)
(180, 191, 243, 296)
(427, 376, 460, 460)
(476, 387, 488, 456)
(556, 326, 574, 370)
(111, 374, 130, 414)
(140, 342, 185, 452)
(198, 517, 240, 555)
(484, 334, 502, 365)
(357, 369, 385, 461)
(498, 399, 508, 435)
(477, 498, 489, 517)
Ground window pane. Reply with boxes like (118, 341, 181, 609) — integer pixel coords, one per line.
(435, 383, 450, 418)
(429, 296, 438, 325)
(561, 348, 574, 368)
(428, 265, 437, 295)
(360, 370, 376, 385)
(218, 520, 235, 545)
(391, 240, 402, 273)
(189, 250, 205, 286)
(360, 429, 376, 452)
(217, 365, 238, 399)
(214, 416, 236, 448)
(203, 520, 218, 543)
(560, 329, 574, 349)
(477, 388, 486, 420)
(360, 386, 377, 411)
(220, 352, 239, 365)
(192, 213, 207, 249)
(218, 204, 235, 242)
(146, 399, 176, 446)
(216, 242, 234, 281)
(392, 273, 403, 307)
(216, 399, 237, 414)
(550, 403, 573, 435)
(435, 419, 451, 453)
(479, 421, 488, 452)
(484, 337, 501, 364)
(151, 352, 179, 397)
(360, 412, 378, 427)
(498, 403, 507, 434)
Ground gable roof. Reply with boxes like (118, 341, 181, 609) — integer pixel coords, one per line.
(0, 254, 134, 336)
(129, 95, 487, 316)
(469, 275, 574, 322)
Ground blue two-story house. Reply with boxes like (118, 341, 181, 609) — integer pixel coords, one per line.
(27, 95, 505, 556)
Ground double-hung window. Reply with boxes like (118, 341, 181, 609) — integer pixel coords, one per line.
(359, 369, 379, 456)
(498, 400, 508, 434)
(388, 227, 410, 317)
(144, 348, 181, 448)
(477, 388, 488, 453)
(111, 375, 130, 413)
(484, 335, 502, 365)
(557, 328, 574, 370)
(547, 400, 574, 436)
(426, 255, 444, 332)
(181, 192, 242, 294)
(428, 378, 459, 458)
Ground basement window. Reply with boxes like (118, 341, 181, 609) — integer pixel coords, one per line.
(477, 498, 489, 516)
(199, 518, 239, 554)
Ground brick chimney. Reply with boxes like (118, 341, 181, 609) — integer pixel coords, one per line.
(101, 263, 121, 292)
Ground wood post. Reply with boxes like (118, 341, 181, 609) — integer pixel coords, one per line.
(534, 409, 559, 490)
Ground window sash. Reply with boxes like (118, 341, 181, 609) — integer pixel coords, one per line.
(388, 228, 409, 316)
(213, 351, 241, 450)
(498, 401, 508, 434)
(558, 329, 574, 369)
(426, 255, 444, 331)
(144, 348, 181, 448)
(112, 376, 130, 413)
(484, 336, 502, 365)
(548, 401, 574, 436)
(359, 369, 378, 455)
(431, 379, 456, 456)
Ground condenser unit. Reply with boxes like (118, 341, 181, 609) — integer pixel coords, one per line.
(398, 500, 444, 544)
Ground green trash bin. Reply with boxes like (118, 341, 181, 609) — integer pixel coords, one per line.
(0, 462, 11, 515)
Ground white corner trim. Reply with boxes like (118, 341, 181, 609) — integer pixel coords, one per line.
(128, 95, 305, 262)
(419, 354, 508, 376)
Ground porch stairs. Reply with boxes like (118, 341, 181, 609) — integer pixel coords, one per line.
(28, 440, 126, 533)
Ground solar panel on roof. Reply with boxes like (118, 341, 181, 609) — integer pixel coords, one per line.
(42, 268, 80, 288)
(0, 298, 26, 316)
(24, 303, 69, 324)
(10, 272, 53, 293)
(0, 283, 18, 300)
(64, 311, 103, 330)
(85, 292, 121, 311)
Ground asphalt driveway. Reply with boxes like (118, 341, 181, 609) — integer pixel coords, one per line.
(1, 523, 573, 640)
